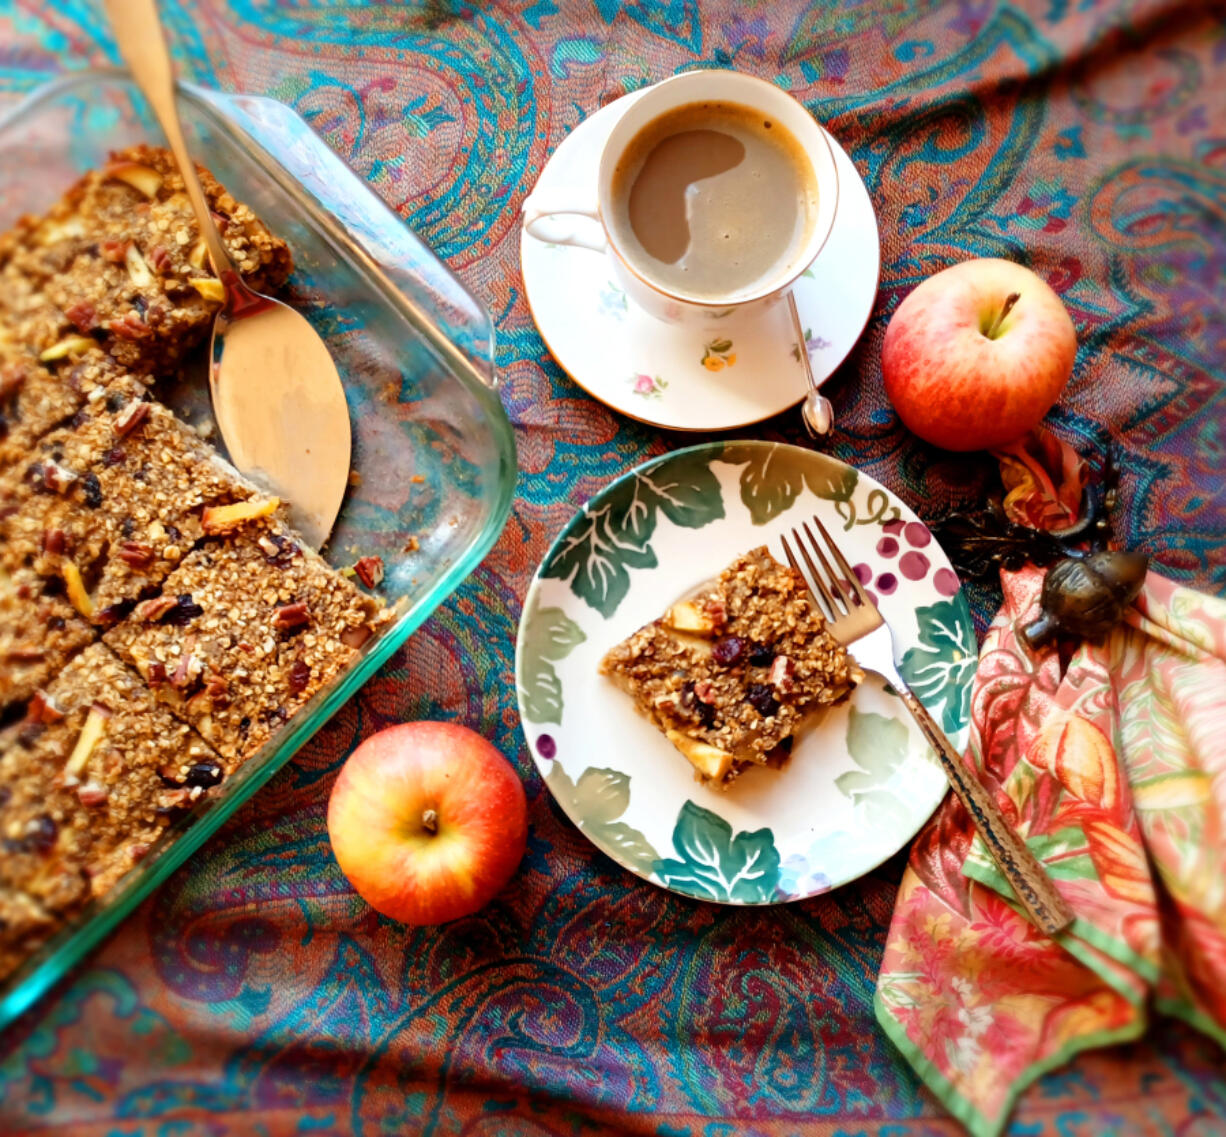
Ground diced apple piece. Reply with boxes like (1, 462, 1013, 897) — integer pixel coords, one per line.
(665, 729, 733, 783)
(35, 213, 86, 246)
(664, 600, 716, 636)
(188, 277, 226, 303)
(38, 335, 95, 363)
(201, 497, 281, 534)
(63, 704, 110, 781)
(104, 161, 163, 199)
(188, 239, 210, 271)
(125, 244, 154, 288)
(62, 561, 94, 618)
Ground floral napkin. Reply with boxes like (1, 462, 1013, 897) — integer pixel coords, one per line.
(875, 439, 1226, 1136)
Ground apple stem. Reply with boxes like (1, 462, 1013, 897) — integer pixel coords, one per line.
(422, 808, 439, 834)
(987, 292, 1021, 339)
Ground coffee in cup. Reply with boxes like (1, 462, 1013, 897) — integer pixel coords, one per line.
(521, 69, 839, 327)
(607, 101, 820, 302)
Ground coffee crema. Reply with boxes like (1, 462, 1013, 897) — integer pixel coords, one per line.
(608, 100, 819, 301)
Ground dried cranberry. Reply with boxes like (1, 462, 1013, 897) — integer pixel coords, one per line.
(748, 643, 774, 667)
(26, 815, 58, 853)
(163, 594, 204, 625)
(289, 659, 311, 693)
(185, 761, 224, 788)
(747, 683, 780, 719)
(81, 472, 103, 509)
(711, 635, 745, 667)
(103, 447, 126, 467)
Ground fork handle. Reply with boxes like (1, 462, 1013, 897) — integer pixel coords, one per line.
(897, 687, 1075, 937)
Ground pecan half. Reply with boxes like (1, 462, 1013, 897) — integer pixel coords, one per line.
(40, 460, 77, 494)
(77, 782, 109, 807)
(100, 239, 131, 264)
(108, 311, 152, 340)
(64, 300, 98, 332)
(273, 602, 310, 631)
(114, 400, 150, 437)
(118, 541, 155, 570)
(134, 596, 178, 623)
(353, 555, 385, 589)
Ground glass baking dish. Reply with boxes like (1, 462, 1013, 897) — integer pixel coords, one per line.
(0, 70, 516, 1029)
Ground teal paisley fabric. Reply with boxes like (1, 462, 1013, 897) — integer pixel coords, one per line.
(1, 1, 1224, 1133)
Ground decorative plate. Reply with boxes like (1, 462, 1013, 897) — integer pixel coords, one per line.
(519, 89, 881, 432)
(516, 442, 976, 905)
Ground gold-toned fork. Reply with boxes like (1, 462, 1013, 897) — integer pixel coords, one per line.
(782, 516, 1074, 937)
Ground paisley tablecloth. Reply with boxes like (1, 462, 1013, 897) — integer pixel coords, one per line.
(2, 1, 1224, 1133)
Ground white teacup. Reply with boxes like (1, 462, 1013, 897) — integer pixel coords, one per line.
(521, 70, 839, 328)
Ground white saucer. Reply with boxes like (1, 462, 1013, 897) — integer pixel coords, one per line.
(520, 89, 881, 432)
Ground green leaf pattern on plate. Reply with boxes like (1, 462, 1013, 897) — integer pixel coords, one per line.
(835, 707, 911, 826)
(547, 765, 659, 872)
(720, 443, 900, 530)
(653, 800, 781, 903)
(898, 594, 978, 735)
(542, 451, 724, 617)
(518, 607, 586, 724)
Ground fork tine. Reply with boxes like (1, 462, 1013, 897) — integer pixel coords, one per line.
(800, 520, 853, 613)
(783, 532, 836, 621)
(794, 523, 847, 616)
(811, 515, 872, 608)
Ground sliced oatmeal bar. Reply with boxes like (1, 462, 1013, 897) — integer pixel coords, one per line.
(0, 885, 58, 982)
(1, 144, 292, 370)
(600, 547, 860, 788)
(1, 377, 264, 623)
(0, 347, 80, 472)
(0, 643, 225, 915)
(105, 519, 388, 763)
(0, 567, 94, 710)
(0, 342, 148, 473)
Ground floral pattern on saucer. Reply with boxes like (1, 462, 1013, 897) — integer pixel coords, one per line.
(517, 441, 975, 905)
(630, 373, 668, 399)
(700, 337, 737, 371)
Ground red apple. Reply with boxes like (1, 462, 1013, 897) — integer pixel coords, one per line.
(327, 722, 527, 925)
(881, 258, 1077, 451)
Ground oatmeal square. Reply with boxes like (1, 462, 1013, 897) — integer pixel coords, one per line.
(0, 643, 224, 914)
(600, 547, 860, 788)
(105, 519, 388, 762)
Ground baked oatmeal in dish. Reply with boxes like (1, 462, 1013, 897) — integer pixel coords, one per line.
(0, 146, 385, 987)
(0, 644, 226, 935)
(105, 518, 388, 762)
(600, 547, 861, 788)
(0, 376, 265, 624)
(0, 144, 291, 370)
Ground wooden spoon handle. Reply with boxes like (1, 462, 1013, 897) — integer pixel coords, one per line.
(102, 0, 236, 279)
(898, 686, 1075, 937)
